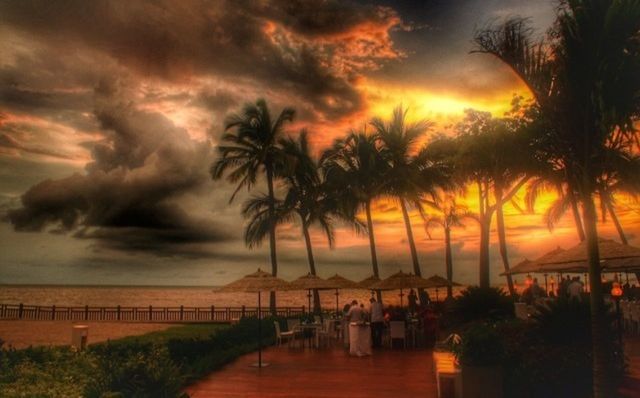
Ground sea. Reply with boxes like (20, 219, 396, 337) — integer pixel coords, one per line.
(0, 285, 467, 309)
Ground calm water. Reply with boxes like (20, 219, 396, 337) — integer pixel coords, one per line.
(0, 285, 466, 309)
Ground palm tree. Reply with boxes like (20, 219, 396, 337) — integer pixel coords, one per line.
(454, 110, 532, 292)
(474, 2, 640, 394)
(278, 131, 356, 313)
(322, 131, 388, 301)
(211, 99, 295, 311)
(372, 106, 449, 280)
(423, 194, 471, 299)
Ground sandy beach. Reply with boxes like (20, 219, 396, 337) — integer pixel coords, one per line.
(0, 320, 177, 349)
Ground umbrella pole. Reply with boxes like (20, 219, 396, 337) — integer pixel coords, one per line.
(435, 288, 439, 302)
(307, 289, 312, 314)
(252, 290, 269, 368)
(335, 289, 339, 316)
(400, 288, 403, 308)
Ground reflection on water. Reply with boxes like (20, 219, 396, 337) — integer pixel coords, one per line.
(0, 285, 468, 309)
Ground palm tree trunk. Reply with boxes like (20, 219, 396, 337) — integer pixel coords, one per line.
(266, 167, 278, 314)
(478, 180, 491, 289)
(302, 223, 321, 313)
(400, 199, 422, 276)
(365, 200, 382, 303)
(479, 218, 491, 289)
(400, 199, 429, 303)
(495, 183, 515, 296)
(605, 200, 628, 245)
(567, 185, 586, 242)
(444, 226, 453, 299)
(581, 193, 612, 398)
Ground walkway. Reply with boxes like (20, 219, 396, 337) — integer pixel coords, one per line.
(186, 345, 438, 398)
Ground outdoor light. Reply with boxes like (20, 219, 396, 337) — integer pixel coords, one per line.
(525, 275, 533, 287)
(611, 282, 623, 298)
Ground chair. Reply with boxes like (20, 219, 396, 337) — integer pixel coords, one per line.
(274, 321, 295, 346)
(514, 302, 529, 320)
(314, 315, 322, 324)
(389, 321, 406, 349)
(317, 319, 333, 348)
(287, 318, 300, 332)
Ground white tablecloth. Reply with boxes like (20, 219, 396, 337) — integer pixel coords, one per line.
(348, 322, 372, 356)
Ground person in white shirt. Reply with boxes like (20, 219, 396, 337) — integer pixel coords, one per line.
(369, 298, 384, 348)
(346, 300, 365, 322)
(568, 276, 584, 301)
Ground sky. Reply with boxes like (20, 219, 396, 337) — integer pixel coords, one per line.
(0, 0, 638, 287)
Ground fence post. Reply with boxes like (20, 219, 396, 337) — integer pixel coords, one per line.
(149, 305, 152, 321)
(52, 305, 56, 320)
(211, 305, 214, 321)
(180, 305, 184, 321)
(226, 307, 230, 321)
(134, 307, 137, 320)
(84, 305, 89, 321)
(117, 305, 121, 321)
(18, 303, 23, 319)
(241, 305, 246, 319)
(36, 306, 40, 320)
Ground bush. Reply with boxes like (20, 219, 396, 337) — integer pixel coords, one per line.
(500, 298, 624, 398)
(452, 322, 505, 367)
(445, 286, 514, 327)
(0, 317, 281, 398)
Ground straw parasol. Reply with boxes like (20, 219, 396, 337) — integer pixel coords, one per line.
(370, 271, 438, 307)
(502, 247, 566, 276)
(425, 274, 461, 301)
(218, 268, 290, 368)
(326, 273, 360, 315)
(357, 274, 381, 289)
(538, 238, 640, 265)
(287, 273, 336, 313)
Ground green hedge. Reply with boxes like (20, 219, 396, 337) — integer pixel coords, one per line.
(0, 317, 279, 398)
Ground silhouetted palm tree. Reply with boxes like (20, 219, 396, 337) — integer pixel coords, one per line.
(454, 110, 532, 291)
(474, 2, 640, 394)
(211, 99, 295, 311)
(372, 105, 449, 279)
(322, 131, 388, 301)
(424, 193, 472, 299)
(279, 131, 360, 312)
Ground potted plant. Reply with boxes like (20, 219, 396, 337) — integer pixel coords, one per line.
(452, 323, 505, 398)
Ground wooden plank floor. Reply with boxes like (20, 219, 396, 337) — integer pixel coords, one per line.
(186, 345, 438, 398)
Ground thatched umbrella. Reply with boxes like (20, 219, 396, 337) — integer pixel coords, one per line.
(218, 268, 290, 368)
(425, 274, 461, 301)
(370, 271, 437, 307)
(502, 247, 566, 275)
(287, 273, 336, 313)
(539, 239, 640, 266)
(326, 273, 360, 315)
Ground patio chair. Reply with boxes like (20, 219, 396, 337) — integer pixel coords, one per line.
(389, 321, 406, 349)
(274, 321, 295, 346)
(317, 319, 333, 348)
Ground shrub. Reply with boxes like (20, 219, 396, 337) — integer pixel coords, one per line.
(452, 322, 505, 367)
(446, 286, 514, 326)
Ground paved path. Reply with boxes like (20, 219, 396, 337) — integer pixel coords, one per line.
(186, 345, 438, 398)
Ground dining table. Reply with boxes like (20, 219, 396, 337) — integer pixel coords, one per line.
(348, 322, 372, 356)
(294, 323, 323, 348)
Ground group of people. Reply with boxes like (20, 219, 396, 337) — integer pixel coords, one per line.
(520, 275, 586, 304)
(342, 291, 438, 349)
(343, 298, 385, 347)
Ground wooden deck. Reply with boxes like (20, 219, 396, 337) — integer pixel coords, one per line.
(186, 346, 438, 398)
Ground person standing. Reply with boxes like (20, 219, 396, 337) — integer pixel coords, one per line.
(568, 276, 584, 302)
(369, 298, 384, 348)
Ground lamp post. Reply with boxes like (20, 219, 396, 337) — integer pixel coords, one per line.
(550, 276, 555, 297)
(544, 273, 548, 295)
(611, 282, 623, 349)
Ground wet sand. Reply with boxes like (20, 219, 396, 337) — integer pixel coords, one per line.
(0, 320, 176, 349)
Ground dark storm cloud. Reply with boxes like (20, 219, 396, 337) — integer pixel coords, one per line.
(0, 0, 403, 121)
(7, 80, 232, 255)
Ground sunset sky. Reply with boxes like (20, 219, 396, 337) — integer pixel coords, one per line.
(1, 0, 638, 287)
